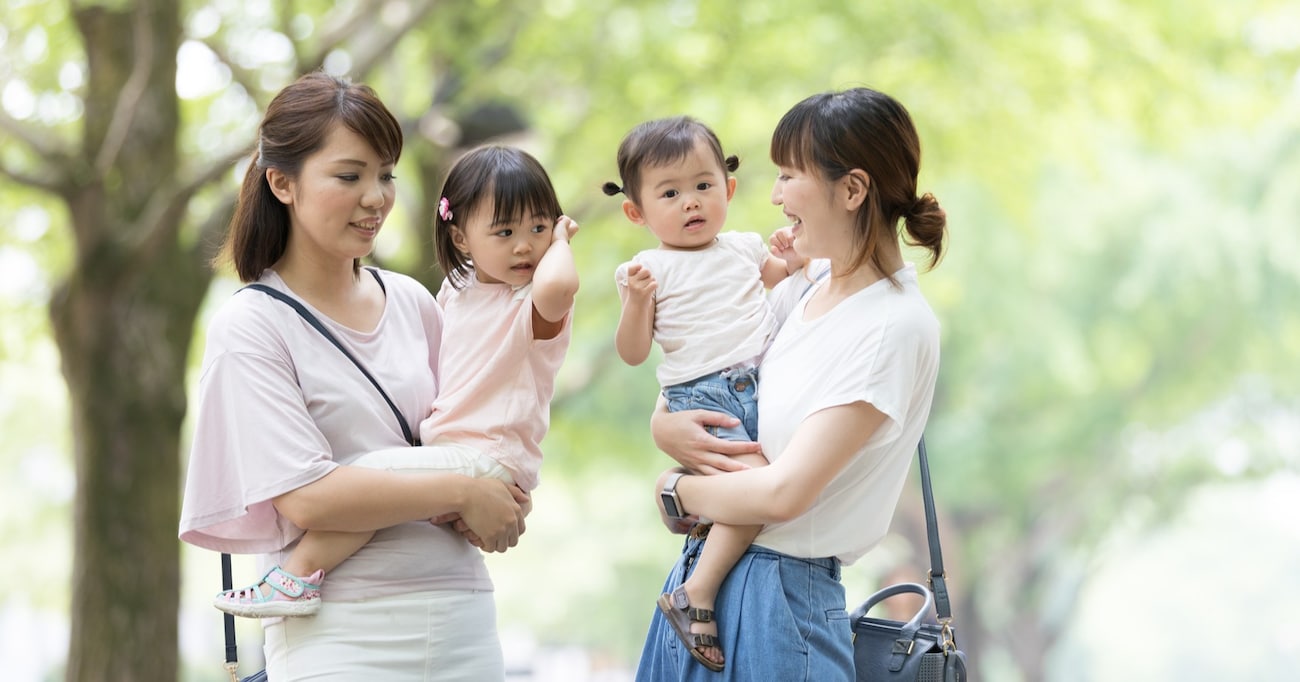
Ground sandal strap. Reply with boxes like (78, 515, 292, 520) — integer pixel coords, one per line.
(668, 585, 715, 623)
(263, 566, 318, 599)
(690, 632, 719, 649)
(686, 606, 714, 623)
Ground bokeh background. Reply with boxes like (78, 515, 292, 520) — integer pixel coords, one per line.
(2, 1, 1298, 680)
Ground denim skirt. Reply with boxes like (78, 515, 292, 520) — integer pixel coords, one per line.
(635, 536, 853, 681)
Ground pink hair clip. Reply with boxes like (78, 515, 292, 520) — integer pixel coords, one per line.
(438, 197, 453, 222)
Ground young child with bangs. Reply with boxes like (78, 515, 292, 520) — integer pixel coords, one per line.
(215, 145, 579, 619)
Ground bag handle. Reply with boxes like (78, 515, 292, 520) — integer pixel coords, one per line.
(849, 581, 938, 673)
(849, 581, 933, 633)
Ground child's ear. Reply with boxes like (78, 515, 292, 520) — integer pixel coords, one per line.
(266, 168, 294, 205)
(450, 225, 469, 254)
(622, 199, 646, 225)
(726, 176, 737, 202)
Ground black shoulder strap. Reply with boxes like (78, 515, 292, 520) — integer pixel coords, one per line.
(243, 268, 418, 446)
(221, 553, 237, 677)
(917, 436, 952, 621)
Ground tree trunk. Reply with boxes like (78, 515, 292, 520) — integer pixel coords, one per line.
(51, 2, 211, 679)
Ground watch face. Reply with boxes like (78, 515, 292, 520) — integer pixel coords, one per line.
(661, 493, 683, 519)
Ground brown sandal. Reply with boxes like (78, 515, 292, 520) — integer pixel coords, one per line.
(656, 584, 725, 672)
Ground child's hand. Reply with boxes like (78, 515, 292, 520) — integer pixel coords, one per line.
(769, 225, 799, 262)
(552, 215, 579, 244)
(769, 225, 806, 274)
(620, 263, 657, 301)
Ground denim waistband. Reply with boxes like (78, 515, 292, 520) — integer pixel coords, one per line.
(746, 544, 842, 580)
(685, 534, 841, 580)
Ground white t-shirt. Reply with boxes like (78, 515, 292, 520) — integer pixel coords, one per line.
(178, 269, 494, 600)
(753, 263, 940, 565)
(615, 231, 778, 387)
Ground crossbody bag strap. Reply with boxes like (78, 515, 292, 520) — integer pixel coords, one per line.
(243, 268, 419, 446)
(917, 435, 958, 654)
(798, 259, 833, 298)
(221, 553, 238, 680)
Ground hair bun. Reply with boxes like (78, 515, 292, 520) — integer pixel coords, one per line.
(909, 193, 933, 216)
(602, 181, 624, 196)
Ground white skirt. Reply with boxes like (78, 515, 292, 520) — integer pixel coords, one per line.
(263, 589, 503, 680)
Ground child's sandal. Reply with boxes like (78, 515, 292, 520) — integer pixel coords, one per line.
(656, 584, 725, 672)
(214, 566, 324, 618)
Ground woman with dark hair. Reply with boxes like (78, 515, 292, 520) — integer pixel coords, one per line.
(179, 72, 527, 680)
(636, 87, 948, 680)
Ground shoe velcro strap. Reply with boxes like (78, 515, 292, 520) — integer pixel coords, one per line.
(267, 567, 310, 598)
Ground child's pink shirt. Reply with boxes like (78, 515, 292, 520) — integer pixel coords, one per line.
(418, 276, 571, 491)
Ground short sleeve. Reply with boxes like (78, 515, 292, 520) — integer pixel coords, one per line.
(178, 303, 337, 553)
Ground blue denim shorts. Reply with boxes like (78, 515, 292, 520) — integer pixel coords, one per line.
(635, 538, 852, 681)
(662, 366, 758, 443)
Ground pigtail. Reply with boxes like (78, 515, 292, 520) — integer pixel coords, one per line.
(602, 181, 624, 196)
(725, 154, 740, 173)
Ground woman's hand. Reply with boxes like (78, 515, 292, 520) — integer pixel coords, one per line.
(650, 405, 762, 475)
(453, 478, 526, 553)
(513, 484, 533, 519)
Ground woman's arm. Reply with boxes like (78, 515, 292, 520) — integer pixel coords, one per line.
(649, 394, 763, 474)
(660, 401, 887, 525)
(274, 466, 526, 552)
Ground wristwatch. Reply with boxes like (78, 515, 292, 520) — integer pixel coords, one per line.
(660, 472, 688, 520)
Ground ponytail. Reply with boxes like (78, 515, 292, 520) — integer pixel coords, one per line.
(903, 192, 946, 269)
(216, 154, 290, 283)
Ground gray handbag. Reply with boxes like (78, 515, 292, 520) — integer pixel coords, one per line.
(850, 437, 969, 681)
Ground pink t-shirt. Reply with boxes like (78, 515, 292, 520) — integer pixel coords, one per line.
(179, 269, 493, 599)
(419, 276, 572, 491)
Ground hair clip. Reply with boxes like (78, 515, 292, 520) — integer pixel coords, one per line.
(438, 197, 453, 222)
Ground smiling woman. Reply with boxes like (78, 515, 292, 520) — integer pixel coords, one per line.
(636, 89, 946, 681)
(262, 123, 397, 285)
(179, 72, 531, 680)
